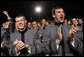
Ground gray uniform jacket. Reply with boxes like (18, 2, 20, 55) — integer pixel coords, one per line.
(44, 23, 83, 56)
(9, 27, 48, 56)
(9, 28, 38, 56)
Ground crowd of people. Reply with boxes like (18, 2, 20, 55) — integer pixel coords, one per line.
(1, 6, 83, 56)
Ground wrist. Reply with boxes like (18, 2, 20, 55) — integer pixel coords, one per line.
(56, 39, 61, 45)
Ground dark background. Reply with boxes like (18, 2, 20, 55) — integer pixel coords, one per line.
(0, 0, 83, 25)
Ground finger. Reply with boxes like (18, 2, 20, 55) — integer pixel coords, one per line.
(58, 27, 62, 32)
(75, 27, 79, 31)
(16, 45, 25, 50)
(25, 44, 29, 48)
(18, 41, 25, 46)
(72, 28, 77, 34)
(73, 29, 77, 33)
(15, 39, 18, 41)
(73, 28, 78, 33)
(72, 31, 75, 35)
(16, 47, 22, 51)
(13, 41, 19, 45)
(13, 39, 20, 45)
(16, 44, 25, 51)
(60, 25, 62, 29)
(71, 25, 74, 28)
(17, 42, 25, 48)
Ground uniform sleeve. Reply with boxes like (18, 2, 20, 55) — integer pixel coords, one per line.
(69, 36, 83, 56)
(42, 26, 52, 54)
(8, 18, 14, 33)
(74, 37, 83, 56)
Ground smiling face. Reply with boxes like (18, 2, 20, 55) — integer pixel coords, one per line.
(15, 16, 27, 31)
(71, 18, 78, 26)
(52, 7, 65, 23)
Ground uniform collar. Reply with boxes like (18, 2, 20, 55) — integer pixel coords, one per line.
(54, 22, 64, 27)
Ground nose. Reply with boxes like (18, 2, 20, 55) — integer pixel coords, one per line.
(60, 13, 64, 16)
(18, 22, 22, 24)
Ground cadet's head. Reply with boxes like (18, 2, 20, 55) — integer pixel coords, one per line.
(71, 18, 78, 26)
(32, 21, 39, 29)
(78, 19, 83, 24)
(41, 19, 46, 25)
(27, 22, 32, 29)
(15, 14, 27, 31)
(52, 6, 65, 22)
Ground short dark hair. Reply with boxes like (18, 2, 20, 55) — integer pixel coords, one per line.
(52, 6, 63, 15)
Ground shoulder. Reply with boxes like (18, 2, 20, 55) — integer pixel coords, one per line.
(45, 24, 55, 30)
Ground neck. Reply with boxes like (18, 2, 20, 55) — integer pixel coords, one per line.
(55, 22, 64, 27)
(34, 27, 39, 30)
(17, 26, 26, 32)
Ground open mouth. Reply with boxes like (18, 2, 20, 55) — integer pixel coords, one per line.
(60, 17, 63, 19)
(60, 17, 64, 22)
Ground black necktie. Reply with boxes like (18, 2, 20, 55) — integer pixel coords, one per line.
(21, 32, 25, 43)
(55, 24, 65, 56)
(20, 28, 27, 43)
(20, 31, 29, 56)
(61, 26, 65, 56)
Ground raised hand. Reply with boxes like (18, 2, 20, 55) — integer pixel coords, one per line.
(3, 11, 12, 19)
(3, 11, 9, 16)
(56, 25, 63, 45)
(68, 25, 79, 39)
(57, 25, 62, 41)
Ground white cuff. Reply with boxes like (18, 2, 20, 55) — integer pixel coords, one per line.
(70, 38, 75, 47)
(27, 47, 31, 54)
(56, 44, 59, 49)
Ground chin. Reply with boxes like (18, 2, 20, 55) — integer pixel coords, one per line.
(61, 21, 64, 22)
(60, 20, 64, 22)
(18, 27, 24, 29)
(19, 25, 24, 28)
(20, 27, 25, 29)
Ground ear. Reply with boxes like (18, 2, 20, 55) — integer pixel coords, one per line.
(15, 23, 18, 30)
(52, 14, 55, 18)
(25, 20, 27, 23)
